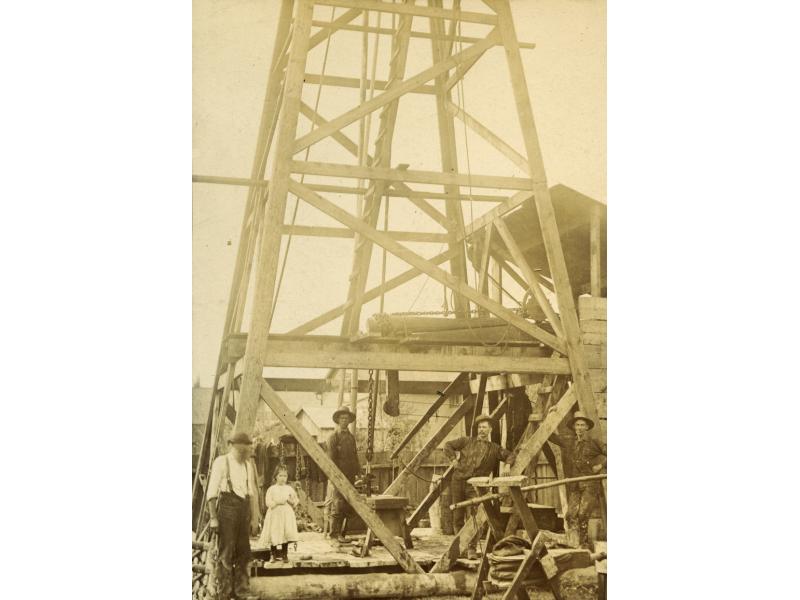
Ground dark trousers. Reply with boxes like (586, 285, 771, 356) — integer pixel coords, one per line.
(329, 476, 355, 519)
(216, 492, 251, 600)
(566, 482, 600, 547)
(450, 478, 479, 549)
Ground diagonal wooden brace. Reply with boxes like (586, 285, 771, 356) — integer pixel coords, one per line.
(259, 381, 423, 574)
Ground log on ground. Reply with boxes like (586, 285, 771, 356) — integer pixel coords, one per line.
(249, 572, 475, 599)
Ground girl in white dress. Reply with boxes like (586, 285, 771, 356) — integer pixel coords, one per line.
(258, 465, 299, 562)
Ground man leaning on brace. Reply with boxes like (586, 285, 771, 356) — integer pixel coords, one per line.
(444, 414, 516, 560)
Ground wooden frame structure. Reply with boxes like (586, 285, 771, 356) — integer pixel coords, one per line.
(192, 0, 604, 577)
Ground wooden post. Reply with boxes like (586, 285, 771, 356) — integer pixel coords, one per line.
(349, 368, 358, 435)
(492, 0, 598, 424)
(260, 381, 423, 574)
(590, 204, 602, 297)
(192, 0, 295, 527)
(429, 0, 470, 317)
(232, 0, 315, 437)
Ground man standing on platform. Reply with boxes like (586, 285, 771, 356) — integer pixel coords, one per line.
(327, 407, 360, 543)
(207, 432, 261, 600)
(444, 415, 516, 559)
(548, 408, 607, 549)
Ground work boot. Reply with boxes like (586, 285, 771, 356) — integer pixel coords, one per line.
(270, 546, 279, 563)
(330, 515, 347, 544)
(281, 543, 290, 563)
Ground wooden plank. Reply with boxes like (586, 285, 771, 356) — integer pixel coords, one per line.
(309, 19, 536, 48)
(236, 336, 568, 373)
(383, 396, 476, 497)
(477, 224, 494, 308)
(458, 189, 533, 242)
(471, 528, 495, 600)
(428, 3, 470, 317)
(430, 388, 578, 573)
(303, 72, 437, 94)
(578, 296, 607, 321)
(493, 217, 563, 337)
(508, 487, 539, 539)
(315, 0, 499, 25)
(279, 224, 449, 243)
(406, 465, 454, 530)
(443, 50, 487, 92)
(447, 101, 529, 172)
(259, 381, 423, 573)
(590, 205, 602, 297)
(494, 0, 598, 425)
(289, 180, 567, 353)
(391, 372, 470, 459)
(289, 160, 534, 191)
(579, 320, 606, 334)
(287, 248, 459, 335)
(293, 30, 500, 152)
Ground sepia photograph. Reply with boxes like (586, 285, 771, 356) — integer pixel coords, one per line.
(193, 1, 605, 598)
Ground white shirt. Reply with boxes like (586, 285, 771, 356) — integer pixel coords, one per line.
(206, 453, 255, 500)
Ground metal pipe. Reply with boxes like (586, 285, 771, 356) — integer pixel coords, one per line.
(449, 474, 607, 510)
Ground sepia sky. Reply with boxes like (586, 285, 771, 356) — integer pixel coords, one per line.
(193, 0, 606, 387)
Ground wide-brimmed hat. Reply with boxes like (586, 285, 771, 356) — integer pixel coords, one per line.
(228, 432, 254, 445)
(567, 411, 594, 431)
(332, 407, 356, 424)
(474, 414, 496, 428)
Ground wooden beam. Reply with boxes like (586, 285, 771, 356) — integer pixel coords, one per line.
(429, 2, 470, 317)
(280, 224, 449, 243)
(383, 395, 476, 497)
(459, 188, 532, 241)
(390, 372, 470, 459)
(493, 217, 563, 337)
(476, 223, 493, 314)
(232, 0, 315, 437)
(289, 180, 567, 353)
(388, 188, 507, 203)
(314, 0, 499, 25)
(293, 29, 500, 152)
(287, 248, 458, 335)
(250, 336, 571, 373)
(494, 0, 598, 423)
(406, 465, 453, 530)
(447, 101, 529, 172)
(309, 19, 536, 48)
(443, 50, 486, 92)
(303, 72, 437, 94)
(259, 381, 423, 573)
(290, 160, 534, 190)
(430, 387, 578, 573)
(192, 174, 270, 188)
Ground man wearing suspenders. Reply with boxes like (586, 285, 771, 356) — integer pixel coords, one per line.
(207, 432, 260, 600)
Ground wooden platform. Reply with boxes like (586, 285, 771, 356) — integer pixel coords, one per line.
(251, 528, 453, 571)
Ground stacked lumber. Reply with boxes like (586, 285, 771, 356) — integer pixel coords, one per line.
(578, 296, 606, 441)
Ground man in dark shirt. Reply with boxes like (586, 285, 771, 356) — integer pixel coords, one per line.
(548, 408, 607, 549)
(327, 407, 360, 543)
(444, 415, 516, 559)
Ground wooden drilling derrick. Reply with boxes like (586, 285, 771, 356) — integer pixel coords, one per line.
(192, 0, 606, 579)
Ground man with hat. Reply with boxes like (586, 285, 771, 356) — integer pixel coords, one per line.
(548, 408, 607, 549)
(444, 414, 516, 559)
(326, 407, 360, 543)
(206, 431, 261, 600)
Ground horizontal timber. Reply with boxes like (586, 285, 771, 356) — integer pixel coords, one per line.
(280, 225, 449, 243)
(303, 73, 436, 95)
(314, 0, 499, 25)
(289, 161, 535, 190)
(226, 334, 571, 374)
(309, 20, 536, 49)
